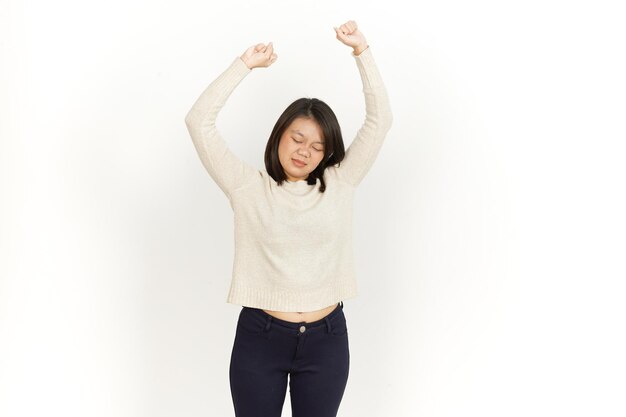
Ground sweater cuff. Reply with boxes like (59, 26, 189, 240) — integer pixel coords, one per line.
(352, 46, 384, 90)
(231, 56, 252, 77)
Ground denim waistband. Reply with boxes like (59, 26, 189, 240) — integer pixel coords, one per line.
(243, 301, 344, 332)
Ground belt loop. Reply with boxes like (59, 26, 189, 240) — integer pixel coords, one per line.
(325, 316, 332, 333)
(265, 315, 272, 332)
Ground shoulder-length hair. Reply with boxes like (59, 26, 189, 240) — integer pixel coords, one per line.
(264, 97, 345, 193)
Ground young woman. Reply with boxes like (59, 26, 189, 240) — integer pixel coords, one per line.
(185, 19, 392, 417)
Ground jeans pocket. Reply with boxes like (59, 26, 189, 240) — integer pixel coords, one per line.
(330, 314, 348, 336)
(236, 308, 266, 335)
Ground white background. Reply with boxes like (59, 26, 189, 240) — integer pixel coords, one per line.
(1, 0, 625, 416)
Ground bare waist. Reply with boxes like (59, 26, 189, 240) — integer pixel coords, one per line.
(262, 302, 339, 323)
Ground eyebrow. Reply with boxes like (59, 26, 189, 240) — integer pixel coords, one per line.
(291, 129, 325, 144)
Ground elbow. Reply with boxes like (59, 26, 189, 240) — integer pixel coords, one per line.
(184, 113, 194, 127)
(184, 113, 199, 138)
(383, 95, 393, 130)
(185, 107, 200, 127)
(185, 117, 199, 134)
(381, 112, 393, 132)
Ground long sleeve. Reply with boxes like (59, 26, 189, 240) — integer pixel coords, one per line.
(336, 46, 393, 187)
(185, 56, 260, 200)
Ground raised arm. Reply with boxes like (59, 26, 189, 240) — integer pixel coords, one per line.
(333, 21, 393, 187)
(184, 43, 278, 200)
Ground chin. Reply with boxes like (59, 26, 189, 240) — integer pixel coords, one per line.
(290, 171, 309, 180)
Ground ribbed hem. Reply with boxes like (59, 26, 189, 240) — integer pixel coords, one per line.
(231, 56, 252, 76)
(208, 56, 251, 97)
(352, 46, 384, 90)
(226, 279, 358, 312)
(213, 56, 251, 89)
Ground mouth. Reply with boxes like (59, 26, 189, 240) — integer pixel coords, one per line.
(292, 158, 307, 167)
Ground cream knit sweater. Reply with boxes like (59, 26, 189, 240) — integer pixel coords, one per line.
(185, 46, 392, 312)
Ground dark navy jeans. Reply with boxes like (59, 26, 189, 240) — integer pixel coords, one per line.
(229, 301, 350, 417)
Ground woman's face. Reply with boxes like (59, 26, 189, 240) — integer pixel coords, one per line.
(278, 117, 326, 182)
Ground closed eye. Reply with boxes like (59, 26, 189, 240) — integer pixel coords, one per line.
(293, 137, 323, 152)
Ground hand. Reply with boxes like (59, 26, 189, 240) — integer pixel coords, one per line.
(334, 20, 368, 55)
(240, 42, 278, 70)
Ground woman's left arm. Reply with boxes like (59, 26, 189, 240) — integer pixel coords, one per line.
(333, 21, 393, 187)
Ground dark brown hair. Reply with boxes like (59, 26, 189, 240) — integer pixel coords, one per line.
(264, 97, 345, 193)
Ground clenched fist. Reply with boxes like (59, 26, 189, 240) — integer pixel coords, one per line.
(334, 20, 368, 55)
(240, 42, 278, 70)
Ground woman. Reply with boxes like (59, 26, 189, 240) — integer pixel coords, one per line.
(185, 19, 392, 417)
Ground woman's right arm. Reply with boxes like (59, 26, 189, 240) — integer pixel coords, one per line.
(184, 56, 259, 201)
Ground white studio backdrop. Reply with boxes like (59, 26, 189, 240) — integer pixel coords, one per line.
(1, 0, 625, 416)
